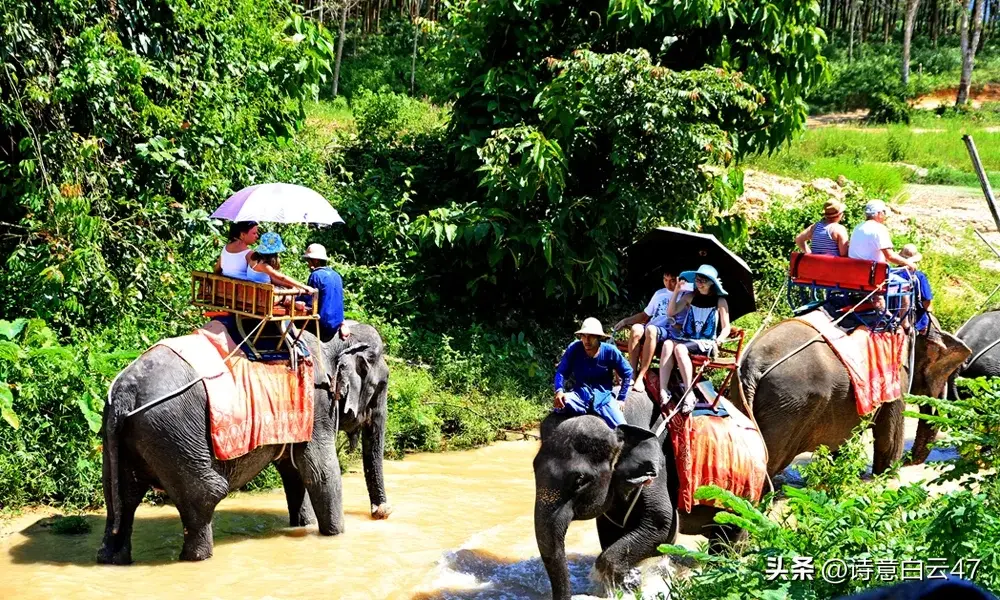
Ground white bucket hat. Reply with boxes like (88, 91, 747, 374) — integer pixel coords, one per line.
(302, 243, 329, 261)
(900, 243, 923, 263)
(575, 317, 610, 339)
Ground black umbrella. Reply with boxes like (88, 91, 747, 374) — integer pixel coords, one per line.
(626, 226, 757, 322)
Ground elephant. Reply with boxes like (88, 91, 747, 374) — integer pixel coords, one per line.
(534, 389, 739, 600)
(739, 316, 971, 474)
(953, 310, 1000, 380)
(906, 310, 1000, 464)
(97, 321, 389, 565)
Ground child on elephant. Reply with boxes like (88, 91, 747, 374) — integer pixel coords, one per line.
(553, 318, 633, 428)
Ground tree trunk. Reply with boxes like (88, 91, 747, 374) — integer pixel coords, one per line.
(958, 0, 987, 105)
(410, 0, 423, 95)
(931, 0, 940, 45)
(902, 0, 922, 85)
(332, 0, 350, 97)
(885, 0, 894, 41)
(849, 0, 861, 61)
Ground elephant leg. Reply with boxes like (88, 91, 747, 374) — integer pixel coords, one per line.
(97, 468, 147, 565)
(295, 440, 344, 536)
(363, 376, 391, 519)
(907, 402, 937, 465)
(593, 525, 671, 593)
(275, 457, 315, 527)
(157, 467, 228, 561)
(872, 399, 906, 474)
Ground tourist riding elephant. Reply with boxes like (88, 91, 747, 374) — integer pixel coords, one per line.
(740, 316, 970, 475)
(97, 323, 390, 565)
(908, 310, 1000, 464)
(534, 389, 740, 600)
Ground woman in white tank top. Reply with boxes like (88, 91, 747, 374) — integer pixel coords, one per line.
(214, 221, 259, 279)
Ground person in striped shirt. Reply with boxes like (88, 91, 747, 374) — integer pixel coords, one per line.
(794, 199, 849, 257)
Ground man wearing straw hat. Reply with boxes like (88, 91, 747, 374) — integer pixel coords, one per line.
(553, 318, 633, 428)
(794, 199, 849, 257)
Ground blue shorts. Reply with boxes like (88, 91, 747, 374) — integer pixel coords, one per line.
(555, 390, 626, 429)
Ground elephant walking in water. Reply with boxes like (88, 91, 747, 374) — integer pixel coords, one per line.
(740, 317, 970, 475)
(534, 390, 742, 600)
(534, 316, 971, 599)
(98, 321, 390, 565)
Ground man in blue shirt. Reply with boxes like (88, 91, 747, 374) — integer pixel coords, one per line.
(900, 244, 934, 334)
(553, 318, 633, 428)
(302, 244, 350, 342)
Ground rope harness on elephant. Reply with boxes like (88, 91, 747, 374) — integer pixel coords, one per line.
(600, 486, 644, 529)
(120, 319, 267, 420)
(756, 281, 891, 384)
(967, 336, 1000, 371)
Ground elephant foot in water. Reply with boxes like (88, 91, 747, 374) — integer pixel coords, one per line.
(590, 562, 643, 598)
(371, 502, 393, 519)
(97, 542, 133, 566)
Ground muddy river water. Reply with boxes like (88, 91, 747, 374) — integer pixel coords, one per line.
(0, 421, 953, 600)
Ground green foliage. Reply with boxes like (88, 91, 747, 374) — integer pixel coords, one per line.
(50, 515, 92, 535)
(0, 0, 334, 333)
(665, 379, 1000, 596)
(738, 186, 867, 290)
(334, 18, 450, 101)
(0, 320, 135, 509)
(866, 93, 912, 125)
(424, 0, 825, 307)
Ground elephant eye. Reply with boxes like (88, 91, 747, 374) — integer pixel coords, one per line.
(574, 473, 594, 490)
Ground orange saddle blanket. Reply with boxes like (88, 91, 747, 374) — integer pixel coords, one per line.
(153, 321, 315, 460)
(669, 398, 768, 513)
(794, 310, 906, 416)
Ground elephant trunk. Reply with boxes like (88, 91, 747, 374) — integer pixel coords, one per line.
(363, 379, 391, 519)
(535, 497, 574, 600)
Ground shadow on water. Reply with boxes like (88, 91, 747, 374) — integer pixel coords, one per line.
(410, 548, 598, 600)
(8, 508, 301, 566)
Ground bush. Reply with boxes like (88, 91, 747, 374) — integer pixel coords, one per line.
(866, 93, 912, 125)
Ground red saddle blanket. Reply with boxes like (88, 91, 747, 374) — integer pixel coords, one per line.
(153, 321, 315, 460)
(669, 398, 768, 513)
(794, 310, 906, 416)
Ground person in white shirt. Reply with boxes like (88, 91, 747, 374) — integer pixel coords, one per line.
(614, 267, 690, 392)
(847, 200, 917, 269)
(847, 200, 917, 329)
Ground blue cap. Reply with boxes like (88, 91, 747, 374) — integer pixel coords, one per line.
(257, 232, 286, 254)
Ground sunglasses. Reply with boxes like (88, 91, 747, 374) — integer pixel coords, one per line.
(694, 276, 711, 284)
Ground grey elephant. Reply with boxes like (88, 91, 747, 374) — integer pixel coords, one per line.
(534, 389, 741, 600)
(740, 316, 970, 474)
(98, 321, 389, 565)
(908, 310, 1000, 464)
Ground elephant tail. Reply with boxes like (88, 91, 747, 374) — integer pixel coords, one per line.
(104, 371, 133, 535)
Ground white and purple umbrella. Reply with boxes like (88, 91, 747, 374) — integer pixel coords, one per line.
(211, 183, 344, 225)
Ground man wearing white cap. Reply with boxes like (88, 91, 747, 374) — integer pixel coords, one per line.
(553, 318, 633, 428)
(302, 243, 350, 341)
(847, 200, 917, 270)
(848, 200, 917, 328)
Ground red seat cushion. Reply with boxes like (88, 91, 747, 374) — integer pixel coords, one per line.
(789, 252, 889, 292)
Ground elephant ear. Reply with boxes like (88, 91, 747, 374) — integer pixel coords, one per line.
(613, 424, 662, 486)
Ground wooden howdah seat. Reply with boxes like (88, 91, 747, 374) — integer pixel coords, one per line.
(615, 326, 746, 412)
(190, 271, 320, 359)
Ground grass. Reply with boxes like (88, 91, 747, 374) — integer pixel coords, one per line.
(746, 115, 1000, 193)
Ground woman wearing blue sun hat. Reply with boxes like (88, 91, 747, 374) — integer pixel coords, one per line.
(246, 232, 314, 296)
(657, 264, 731, 413)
